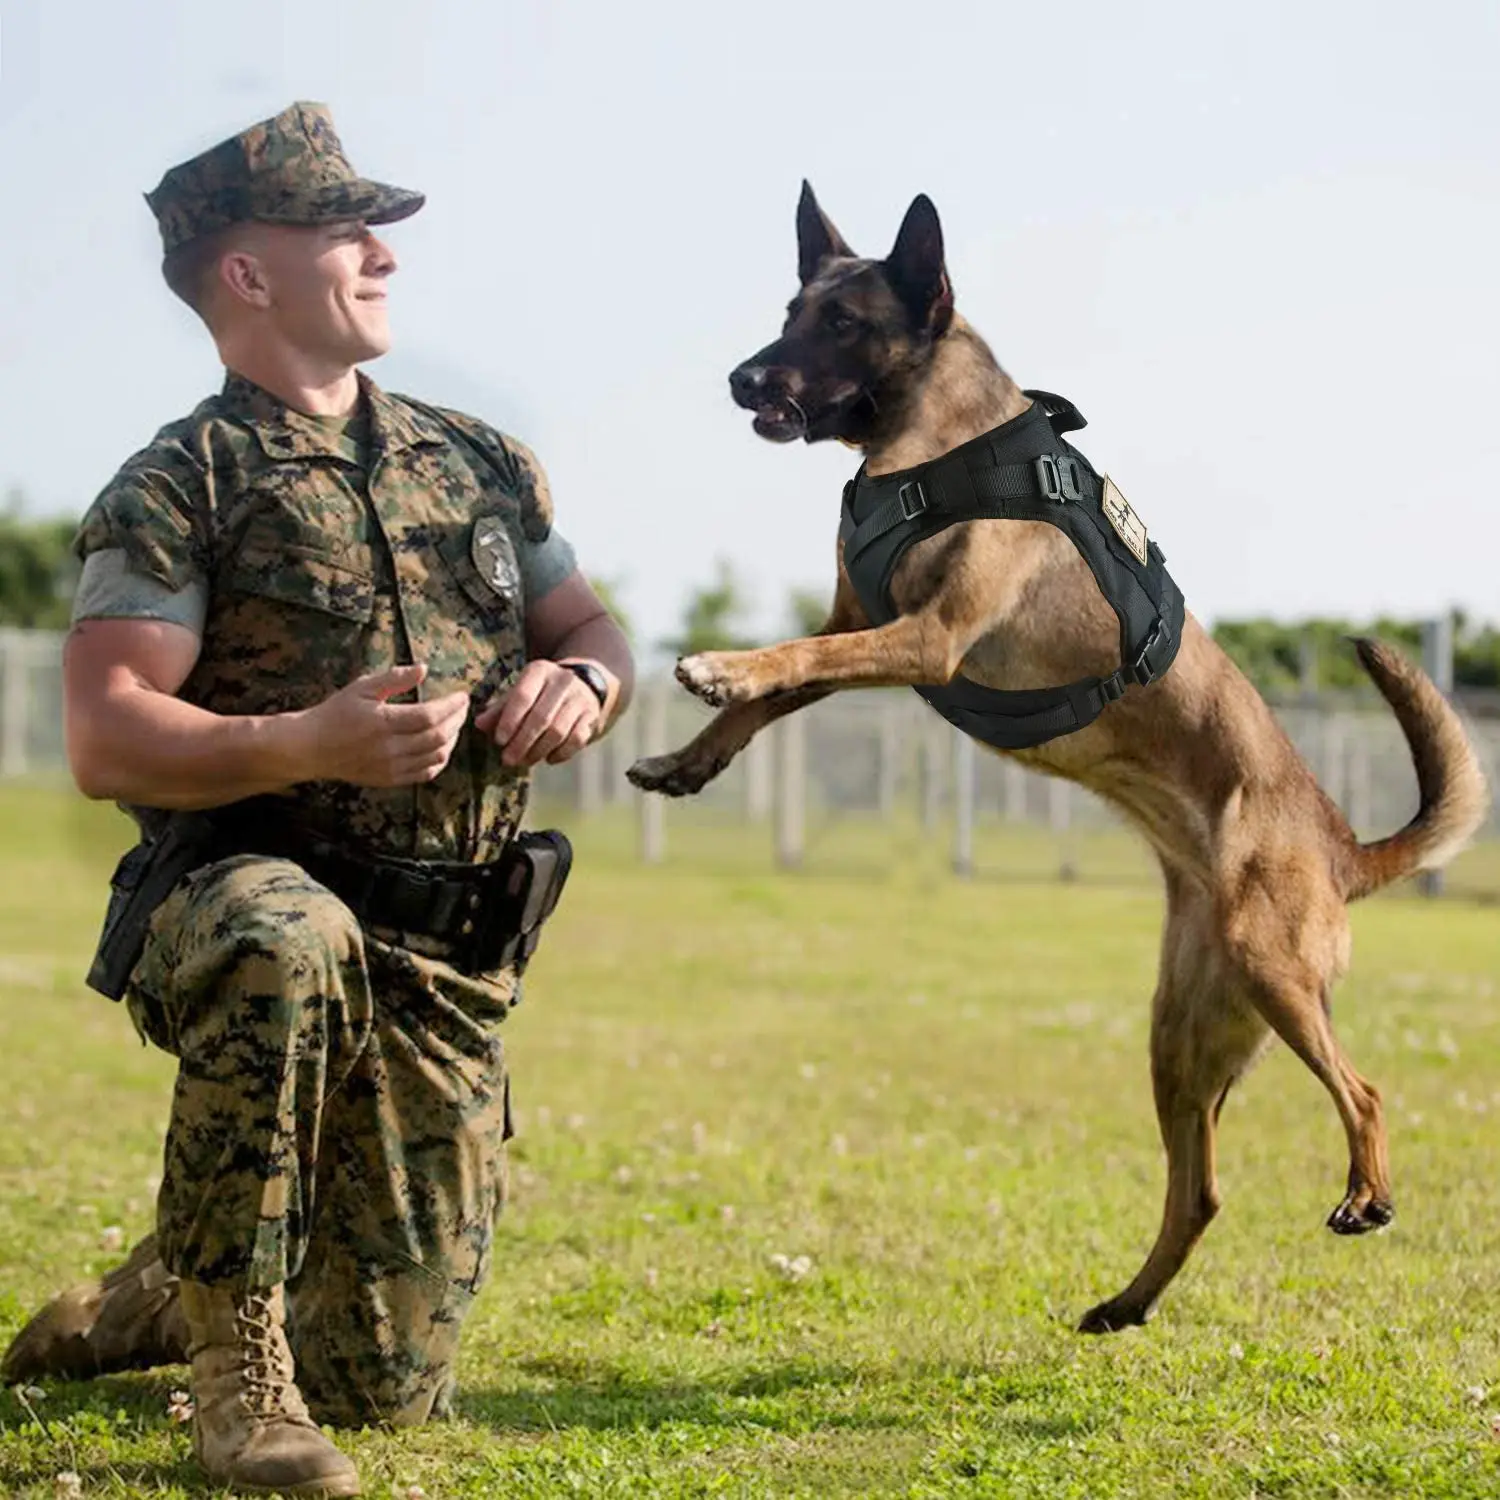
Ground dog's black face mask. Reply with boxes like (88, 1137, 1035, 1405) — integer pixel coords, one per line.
(728, 182, 954, 447)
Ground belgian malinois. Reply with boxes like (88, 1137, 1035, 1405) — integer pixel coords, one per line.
(627, 183, 1489, 1332)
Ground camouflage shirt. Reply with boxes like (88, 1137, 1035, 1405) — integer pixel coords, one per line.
(75, 370, 558, 866)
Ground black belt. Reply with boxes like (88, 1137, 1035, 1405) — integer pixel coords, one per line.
(208, 809, 573, 978)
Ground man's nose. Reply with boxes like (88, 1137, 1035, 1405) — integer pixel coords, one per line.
(364, 231, 397, 275)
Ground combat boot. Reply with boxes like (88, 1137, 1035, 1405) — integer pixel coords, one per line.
(180, 1280, 360, 1498)
(1, 1234, 188, 1383)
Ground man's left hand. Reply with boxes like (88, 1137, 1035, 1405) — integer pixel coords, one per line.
(475, 660, 604, 767)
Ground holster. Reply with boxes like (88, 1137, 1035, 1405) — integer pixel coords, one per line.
(448, 828, 574, 977)
(85, 812, 222, 1001)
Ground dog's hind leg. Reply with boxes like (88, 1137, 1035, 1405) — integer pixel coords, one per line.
(1251, 980, 1392, 1235)
(1079, 877, 1270, 1334)
(1224, 864, 1393, 1236)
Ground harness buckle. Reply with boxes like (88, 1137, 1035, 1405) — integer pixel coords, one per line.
(1131, 619, 1168, 686)
(1035, 454, 1082, 502)
(898, 480, 928, 520)
(1097, 671, 1127, 704)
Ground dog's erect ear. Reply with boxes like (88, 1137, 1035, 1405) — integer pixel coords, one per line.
(885, 193, 953, 336)
(797, 180, 854, 285)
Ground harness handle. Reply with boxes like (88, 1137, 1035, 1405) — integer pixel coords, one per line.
(1022, 388, 1087, 434)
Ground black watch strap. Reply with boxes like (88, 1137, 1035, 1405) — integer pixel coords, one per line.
(561, 660, 609, 707)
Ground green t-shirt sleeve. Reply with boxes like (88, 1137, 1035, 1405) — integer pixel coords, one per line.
(71, 547, 208, 632)
(519, 526, 577, 603)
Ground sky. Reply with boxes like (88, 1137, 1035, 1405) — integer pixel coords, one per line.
(1, 0, 1496, 660)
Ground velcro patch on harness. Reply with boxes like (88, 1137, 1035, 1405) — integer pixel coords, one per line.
(1101, 475, 1149, 566)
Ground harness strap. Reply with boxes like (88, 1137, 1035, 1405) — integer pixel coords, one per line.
(841, 455, 1103, 575)
(837, 389, 1185, 750)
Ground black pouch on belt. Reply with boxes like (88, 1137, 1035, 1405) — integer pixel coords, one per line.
(85, 812, 221, 1001)
(477, 829, 574, 976)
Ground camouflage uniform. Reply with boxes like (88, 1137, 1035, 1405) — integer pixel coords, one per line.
(63, 103, 572, 1429)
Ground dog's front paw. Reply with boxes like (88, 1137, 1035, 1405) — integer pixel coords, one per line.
(627, 750, 726, 797)
(676, 652, 758, 707)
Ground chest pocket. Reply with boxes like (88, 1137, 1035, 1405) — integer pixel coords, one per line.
(227, 524, 376, 623)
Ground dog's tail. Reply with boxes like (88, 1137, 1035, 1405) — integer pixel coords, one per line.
(1339, 638, 1490, 900)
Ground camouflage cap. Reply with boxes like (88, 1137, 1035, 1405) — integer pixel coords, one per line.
(146, 101, 424, 255)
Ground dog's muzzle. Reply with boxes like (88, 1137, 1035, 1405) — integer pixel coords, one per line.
(728, 363, 868, 445)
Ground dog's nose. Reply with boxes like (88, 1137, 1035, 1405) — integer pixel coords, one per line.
(729, 364, 768, 406)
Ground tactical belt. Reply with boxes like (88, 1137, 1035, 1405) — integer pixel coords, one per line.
(86, 806, 572, 1002)
(838, 389, 1185, 750)
(208, 807, 573, 977)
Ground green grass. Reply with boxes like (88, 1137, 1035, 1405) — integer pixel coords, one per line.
(0, 782, 1497, 1497)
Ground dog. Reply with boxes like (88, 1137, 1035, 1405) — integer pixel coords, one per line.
(627, 183, 1489, 1332)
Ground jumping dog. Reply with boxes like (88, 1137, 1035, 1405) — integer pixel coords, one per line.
(628, 183, 1488, 1332)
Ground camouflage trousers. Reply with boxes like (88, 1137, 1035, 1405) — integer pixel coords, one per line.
(126, 854, 514, 1428)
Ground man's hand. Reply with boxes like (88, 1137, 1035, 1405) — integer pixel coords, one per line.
(474, 660, 603, 768)
(291, 663, 471, 786)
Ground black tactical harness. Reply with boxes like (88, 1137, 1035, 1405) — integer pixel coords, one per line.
(838, 390, 1185, 749)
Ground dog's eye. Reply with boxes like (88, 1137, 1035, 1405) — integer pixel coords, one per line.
(823, 305, 856, 335)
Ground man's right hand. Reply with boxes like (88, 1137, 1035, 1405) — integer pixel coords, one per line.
(291, 664, 471, 787)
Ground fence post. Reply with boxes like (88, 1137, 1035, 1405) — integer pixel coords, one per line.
(952, 726, 975, 877)
(0, 630, 28, 779)
(920, 718, 943, 831)
(1347, 733, 1372, 840)
(877, 697, 900, 818)
(1049, 776, 1077, 882)
(576, 730, 604, 815)
(637, 678, 667, 864)
(606, 700, 639, 805)
(743, 731, 772, 822)
(774, 711, 806, 869)
(1003, 759, 1027, 823)
(1321, 714, 1346, 816)
(1418, 616, 1455, 897)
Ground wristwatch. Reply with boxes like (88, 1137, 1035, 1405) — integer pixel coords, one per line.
(561, 660, 609, 708)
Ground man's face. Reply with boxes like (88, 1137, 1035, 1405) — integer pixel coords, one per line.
(238, 220, 397, 365)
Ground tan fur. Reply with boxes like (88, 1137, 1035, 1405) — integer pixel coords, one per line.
(631, 309, 1489, 1331)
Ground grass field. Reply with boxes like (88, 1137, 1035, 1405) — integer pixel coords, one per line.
(0, 781, 1497, 1498)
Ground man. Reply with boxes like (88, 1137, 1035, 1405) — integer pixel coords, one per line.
(1, 103, 633, 1497)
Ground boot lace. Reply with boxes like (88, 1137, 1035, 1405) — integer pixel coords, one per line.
(234, 1293, 289, 1420)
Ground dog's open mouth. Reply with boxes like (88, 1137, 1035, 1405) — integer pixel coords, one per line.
(750, 398, 808, 443)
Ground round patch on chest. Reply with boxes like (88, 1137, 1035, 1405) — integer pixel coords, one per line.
(470, 516, 520, 596)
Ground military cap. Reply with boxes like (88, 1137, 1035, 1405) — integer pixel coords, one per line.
(145, 101, 424, 255)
